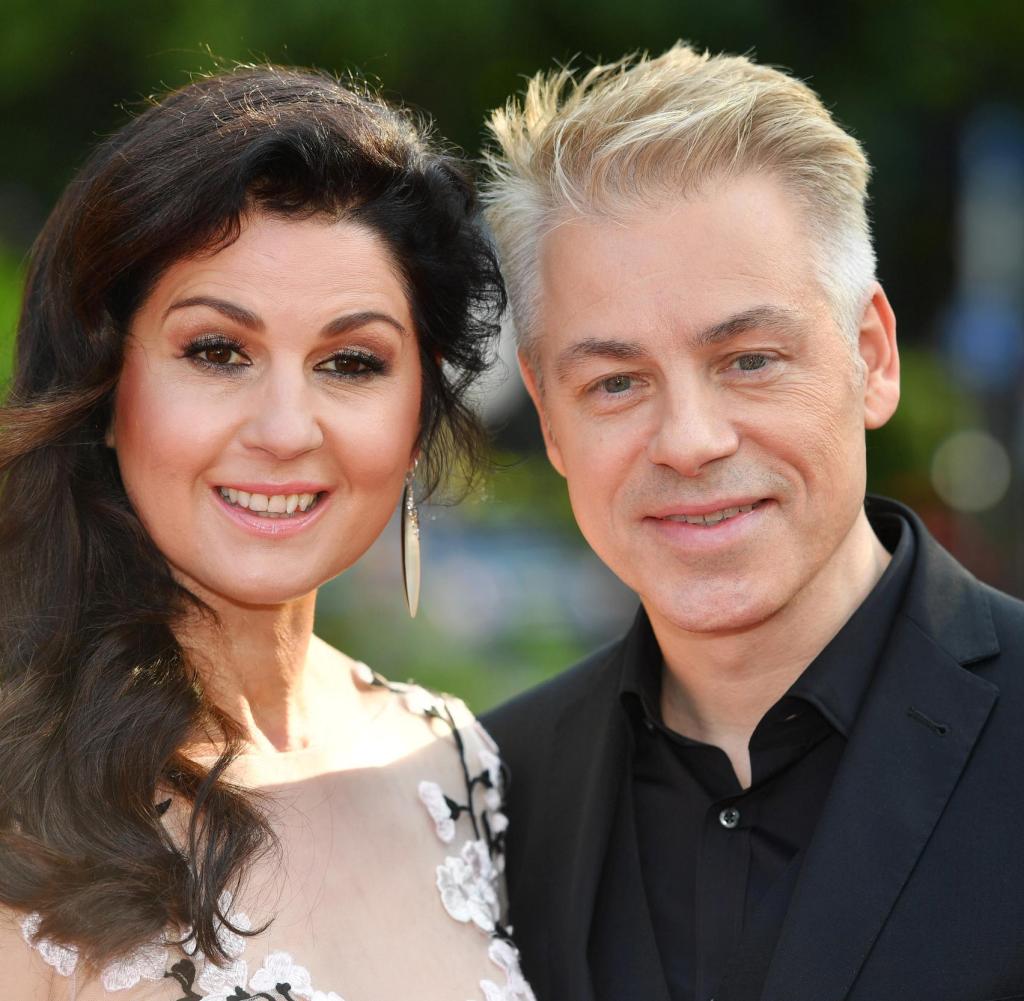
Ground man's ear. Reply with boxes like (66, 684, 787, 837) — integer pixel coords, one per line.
(858, 284, 900, 430)
(518, 349, 566, 477)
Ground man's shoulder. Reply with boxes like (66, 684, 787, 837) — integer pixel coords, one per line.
(981, 578, 1024, 628)
(977, 580, 1024, 677)
(906, 516, 1024, 705)
(880, 496, 1024, 662)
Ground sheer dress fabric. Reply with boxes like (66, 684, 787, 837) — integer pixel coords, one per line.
(2, 664, 534, 1001)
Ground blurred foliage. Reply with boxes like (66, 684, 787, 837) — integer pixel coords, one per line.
(316, 599, 593, 713)
(866, 345, 980, 507)
(5, 0, 1022, 370)
(3, 0, 1024, 348)
(462, 450, 577, 532)
(0, 249, 23, 390)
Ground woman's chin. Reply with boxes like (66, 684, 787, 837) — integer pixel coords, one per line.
(173, 567, 326, 610)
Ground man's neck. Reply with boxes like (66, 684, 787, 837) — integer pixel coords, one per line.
(646, 510, 891, 788)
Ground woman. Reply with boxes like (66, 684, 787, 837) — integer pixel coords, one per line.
(0, 66, 533, 1001)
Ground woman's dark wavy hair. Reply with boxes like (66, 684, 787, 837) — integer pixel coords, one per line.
(0, 65, 504, 965)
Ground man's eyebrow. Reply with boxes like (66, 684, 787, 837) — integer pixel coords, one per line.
(554, 338, 645, 383)
(162, 299, 406, 337)
(164, 296, 262, 329)
(691, 305, 805, 347)
(552, 307, 804, 382)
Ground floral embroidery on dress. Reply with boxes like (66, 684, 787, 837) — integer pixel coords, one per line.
(418, 780, 458, 843)
(21, 892, 346, 1001)
(20, 913, 82, 978)
(21, 911, 169, 990)
(360, 668, 536, 1001)
(102, 940, 171, 992)
(436, 839, 501, 931)
(248, 952, 313, 997)
(480, 939, 536, 1001)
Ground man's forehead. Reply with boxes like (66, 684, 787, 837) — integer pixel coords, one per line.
(538, 175, 816, 285)
(532, 178, 826, 368)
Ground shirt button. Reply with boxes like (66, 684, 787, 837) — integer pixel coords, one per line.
(719, 807, 741, 829)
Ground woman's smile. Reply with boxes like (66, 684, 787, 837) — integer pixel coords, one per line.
(212, 484, 333, 538)
(216, 485, 327, 516)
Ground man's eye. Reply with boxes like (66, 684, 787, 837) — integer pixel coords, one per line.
(735, 353, 770, 371)
(600, 374, 634, 394)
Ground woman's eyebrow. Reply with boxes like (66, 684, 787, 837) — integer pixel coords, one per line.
(162, 298, 407, 338)
(320, 310, 407, 338)
(164, 295, 262, 329)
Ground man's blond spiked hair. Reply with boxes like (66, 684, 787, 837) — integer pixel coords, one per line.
(483, 43, 876, 360)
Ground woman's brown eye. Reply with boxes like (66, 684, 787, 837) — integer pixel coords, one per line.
(204, 346, 235, 365)
(320, 353, 381, 375)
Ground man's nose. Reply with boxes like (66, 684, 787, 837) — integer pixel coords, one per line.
(237, 366, 325, 459)
(645, 382, 740, 476)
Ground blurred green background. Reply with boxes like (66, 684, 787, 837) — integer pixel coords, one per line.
(2, 0, 1022, 711)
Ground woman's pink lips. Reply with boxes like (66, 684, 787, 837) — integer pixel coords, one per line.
(211, 487, 331, 538)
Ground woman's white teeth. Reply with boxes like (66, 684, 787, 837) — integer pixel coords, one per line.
(665, 502, 758, 526)
(219, 488, 319, 516)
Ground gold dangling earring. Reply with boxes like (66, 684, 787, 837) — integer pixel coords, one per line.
(401, 467, 421, 618)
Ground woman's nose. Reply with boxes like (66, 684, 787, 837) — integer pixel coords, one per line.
(237, 366, 325, 459)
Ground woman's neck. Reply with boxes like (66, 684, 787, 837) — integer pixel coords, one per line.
(176, 585, 357, 753)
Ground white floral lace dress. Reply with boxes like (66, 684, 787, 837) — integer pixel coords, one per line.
(3, 664, 535, 1001)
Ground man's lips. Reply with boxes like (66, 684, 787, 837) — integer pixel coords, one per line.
(640, 500, 774, 544)
(647, 498, 768, 524)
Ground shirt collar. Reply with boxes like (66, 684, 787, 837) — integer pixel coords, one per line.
(618, 605, 664, 728)
(619, 507, 916, 740)
(784, 508, 914, 736)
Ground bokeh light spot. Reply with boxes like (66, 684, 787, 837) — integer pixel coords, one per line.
(930, 429, 1012, 512)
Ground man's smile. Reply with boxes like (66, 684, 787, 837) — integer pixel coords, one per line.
(653, 499, 766, 526)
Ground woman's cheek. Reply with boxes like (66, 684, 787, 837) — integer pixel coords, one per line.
(330, 390, 421, 480)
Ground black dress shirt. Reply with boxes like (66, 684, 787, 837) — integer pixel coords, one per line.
(615, 509, 915, 1001)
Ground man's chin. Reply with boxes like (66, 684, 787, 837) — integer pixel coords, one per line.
(642, 584, 784, 637)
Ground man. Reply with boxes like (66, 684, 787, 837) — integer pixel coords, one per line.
(481, 44, 1024, 1001)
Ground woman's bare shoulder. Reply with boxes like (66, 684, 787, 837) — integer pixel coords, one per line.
(0, 907, 65, 1000)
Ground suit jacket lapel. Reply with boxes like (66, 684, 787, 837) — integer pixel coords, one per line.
(539, 613, 664, 1001)
(523, 639, 625, 1000)
(760, 522, 1001, 1001)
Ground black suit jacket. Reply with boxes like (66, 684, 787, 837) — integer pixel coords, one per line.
(483, 500, 1024, 1001)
